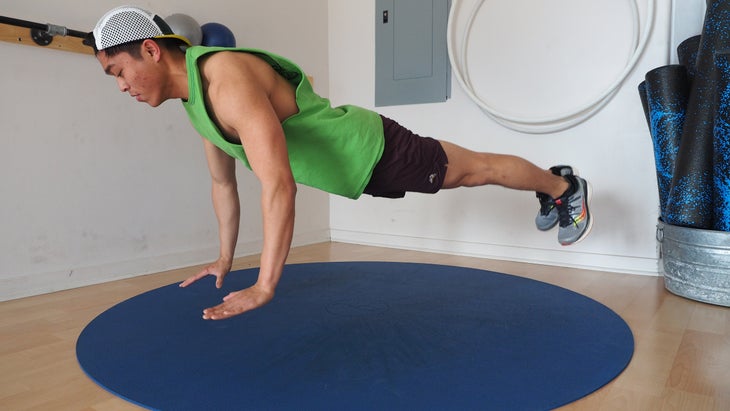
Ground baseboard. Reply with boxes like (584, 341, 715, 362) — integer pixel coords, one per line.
(330, 229, 661, 276)
(3, 228, 658, 302)
(1, 229, 331, 302)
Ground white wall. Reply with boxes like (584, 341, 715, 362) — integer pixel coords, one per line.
(328, 0, 686, 275)
(0, 0, 331, 301)
(1, 0, 701, 302)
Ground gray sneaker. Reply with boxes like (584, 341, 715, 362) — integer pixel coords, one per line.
(555, 174, 592, 245)
(535, 165, 574, 231)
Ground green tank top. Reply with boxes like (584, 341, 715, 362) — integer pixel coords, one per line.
(182, 46, 384, 199)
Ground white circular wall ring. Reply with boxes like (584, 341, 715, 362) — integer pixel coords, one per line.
(447, 0, 656, 134)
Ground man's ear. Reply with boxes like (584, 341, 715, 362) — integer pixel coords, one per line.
(141, 39, 162, 61)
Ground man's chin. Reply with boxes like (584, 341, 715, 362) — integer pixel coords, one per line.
(143, 99, 163, 108)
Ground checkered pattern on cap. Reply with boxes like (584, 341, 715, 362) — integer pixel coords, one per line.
(93, 5, 191, 50)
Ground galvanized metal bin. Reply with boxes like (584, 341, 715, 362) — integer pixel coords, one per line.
(657, 220, 730, 307)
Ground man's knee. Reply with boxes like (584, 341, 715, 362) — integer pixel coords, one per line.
(440, 142, 495, 188)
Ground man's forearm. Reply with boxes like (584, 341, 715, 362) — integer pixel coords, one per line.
(212, 181, 241, 264)
(256, 182, 296, 292)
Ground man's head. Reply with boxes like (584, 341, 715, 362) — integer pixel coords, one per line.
(86, 6, 191, 106)
(86, 6, 191, 54)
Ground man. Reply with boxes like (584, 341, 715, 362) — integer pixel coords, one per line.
(86, 6, 592, 320)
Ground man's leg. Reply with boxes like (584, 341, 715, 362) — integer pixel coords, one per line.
(438, 140, 592, 245)
(439, 140, 568, 198)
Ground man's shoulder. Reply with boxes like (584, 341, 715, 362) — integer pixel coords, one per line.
(201, 50, 263, 68)
(199, 51, 270, 82)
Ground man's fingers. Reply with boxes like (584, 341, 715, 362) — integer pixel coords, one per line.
(202, 302, 238, 320)
(200, 286, 273, 320)
(180, 261, 229, 289)
(202, 292, 253, 320)
(179, 268, 210, 288)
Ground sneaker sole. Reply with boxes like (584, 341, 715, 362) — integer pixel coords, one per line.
(560, 178, 593, 246)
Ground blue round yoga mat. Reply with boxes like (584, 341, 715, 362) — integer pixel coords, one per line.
(76, 262, 634, 410)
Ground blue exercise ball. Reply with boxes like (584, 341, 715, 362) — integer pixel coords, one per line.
(201, 22, 236, 47)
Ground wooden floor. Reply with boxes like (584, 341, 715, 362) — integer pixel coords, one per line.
(1, 242, 729, 410)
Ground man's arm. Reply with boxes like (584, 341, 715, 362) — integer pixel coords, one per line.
(181, 52, 298, 320)
(180, 139, 239, 289)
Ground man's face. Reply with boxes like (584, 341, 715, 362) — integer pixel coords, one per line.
(96, 45, 165, 107)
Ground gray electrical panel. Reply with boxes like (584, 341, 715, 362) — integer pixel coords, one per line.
(375, 0, 451, 106)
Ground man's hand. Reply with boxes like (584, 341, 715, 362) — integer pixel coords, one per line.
(180, 258, 233, 289)
(202, 284, 275, 320)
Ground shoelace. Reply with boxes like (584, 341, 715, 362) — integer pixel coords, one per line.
(555, 198, 577, 228)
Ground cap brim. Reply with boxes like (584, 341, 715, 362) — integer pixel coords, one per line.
(155, 34, 192, 47)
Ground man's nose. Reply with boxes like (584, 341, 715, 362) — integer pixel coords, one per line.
(116, 77, 129, 93)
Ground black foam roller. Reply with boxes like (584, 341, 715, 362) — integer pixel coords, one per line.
(677, 35, 701, 83)
(641, 65, 690, 220)
(712, 52, 730, 230)
(664, 0, 730, 229)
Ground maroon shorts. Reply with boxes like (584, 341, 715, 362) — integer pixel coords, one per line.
(363, 116, 448, 198)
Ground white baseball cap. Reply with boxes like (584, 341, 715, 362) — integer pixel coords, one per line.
(93, 5, 192, 50)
